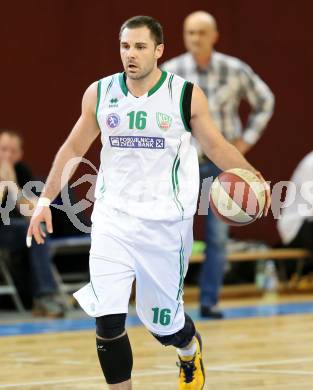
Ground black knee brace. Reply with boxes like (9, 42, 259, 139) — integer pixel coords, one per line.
(96, 333, 133, 384)
(96, 314, 132, 385)
(96, 313, 126, 339)
(152, 313, 196, 348)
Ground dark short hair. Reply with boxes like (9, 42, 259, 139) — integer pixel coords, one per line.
(0, 129, 23, 146)
(119, 15, 164, 45)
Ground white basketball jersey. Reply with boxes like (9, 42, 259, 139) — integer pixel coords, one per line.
(94, 70, 199, 221)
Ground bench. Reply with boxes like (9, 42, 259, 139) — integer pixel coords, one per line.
(190, 248, 311, 291)
(190, 248, 311, 263)
(49, 236, 91, 309)
(0, 249, 25, 312)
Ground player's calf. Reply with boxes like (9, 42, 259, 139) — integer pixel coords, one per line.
(96, 314, 133, 388)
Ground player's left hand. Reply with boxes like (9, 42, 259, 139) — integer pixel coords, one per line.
(26, 200, 53, 247)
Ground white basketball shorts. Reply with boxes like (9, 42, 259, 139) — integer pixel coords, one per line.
(73, 200, 193, 336)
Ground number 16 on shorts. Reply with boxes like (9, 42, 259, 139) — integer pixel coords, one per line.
(152, 307, 171, 326)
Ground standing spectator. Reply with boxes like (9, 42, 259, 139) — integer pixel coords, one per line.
(0, 129, 63, 317)
(162, 11, 274, 318)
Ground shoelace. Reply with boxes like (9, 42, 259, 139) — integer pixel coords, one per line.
(177, 358, 196, 383)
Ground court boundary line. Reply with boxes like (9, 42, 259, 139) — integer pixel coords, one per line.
(216, 356, 313, 369)
(210, 367, 313, 376)
(2, 356, 313, 388)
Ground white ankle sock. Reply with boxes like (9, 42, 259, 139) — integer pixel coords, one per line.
(177, 338, 197, 358)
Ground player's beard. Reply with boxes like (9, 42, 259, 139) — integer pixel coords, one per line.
(126, 62, 154, 81)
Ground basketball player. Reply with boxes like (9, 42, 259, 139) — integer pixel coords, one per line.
(26, 16, 270, 390)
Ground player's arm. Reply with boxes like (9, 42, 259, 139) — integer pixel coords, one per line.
(190, 85, 271, 214)
(27, 82, 100, 246)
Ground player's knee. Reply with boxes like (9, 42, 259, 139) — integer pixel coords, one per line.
(151, 313, 196, 348)
(96, 313, 126, 339)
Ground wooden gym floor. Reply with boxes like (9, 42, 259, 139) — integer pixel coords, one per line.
(1, 295, 313, 389)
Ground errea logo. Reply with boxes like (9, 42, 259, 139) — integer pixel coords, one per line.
(109, 98, 119, 108)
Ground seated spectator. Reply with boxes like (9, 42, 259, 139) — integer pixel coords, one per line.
(0, 129, 64, 317)
(278, 151, 313, 271)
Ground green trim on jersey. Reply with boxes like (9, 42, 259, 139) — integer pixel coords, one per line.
(95, 80, 102, 128)
(104, 76, 114, 101)
(180, 81, 191, 132)
(119, 73, 128, 96)
(147, 70, 167, 96)
(99, 166, 105, 194)
(118, 70, 167, 97)
(168, 74, 174, 100)
(171, 141, 184, 219)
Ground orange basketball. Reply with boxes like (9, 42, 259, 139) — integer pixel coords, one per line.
(209, 168, 266, 226)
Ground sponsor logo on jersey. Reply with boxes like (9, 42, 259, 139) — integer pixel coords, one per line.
(109, 136, 165, 149)
(109, 98, 119, 108)
(156, 112, 172, 130)
(106, 113, 120, 128)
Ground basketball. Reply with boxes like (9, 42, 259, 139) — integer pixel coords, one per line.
(209, 168, 266, 226)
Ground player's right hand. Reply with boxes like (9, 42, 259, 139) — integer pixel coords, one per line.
(26, 204, 53, 247)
